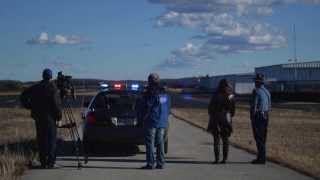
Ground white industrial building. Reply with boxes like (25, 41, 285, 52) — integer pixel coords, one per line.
(255, 61, 320, 93)
(255, 61, 320, 82)
(199, 73, 255, 95)
(165, 61, 320, 95)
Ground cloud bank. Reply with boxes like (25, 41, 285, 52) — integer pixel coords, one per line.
(27, 32, 88, 45)
(151, 0, 319, 69)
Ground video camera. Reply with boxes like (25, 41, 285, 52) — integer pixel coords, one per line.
(57, 71, 75, 100)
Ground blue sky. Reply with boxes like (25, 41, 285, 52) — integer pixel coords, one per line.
(0, 0, 319, 81)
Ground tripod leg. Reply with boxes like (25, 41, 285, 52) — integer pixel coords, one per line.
(63, 101, 82, 169)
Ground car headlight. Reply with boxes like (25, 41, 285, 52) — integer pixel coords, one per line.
(111, 117, 118, 126)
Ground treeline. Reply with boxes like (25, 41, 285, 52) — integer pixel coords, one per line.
(0, 80, 24, 91)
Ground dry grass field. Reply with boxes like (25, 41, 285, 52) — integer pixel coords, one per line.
(172, 102, 320, 178)
(0, 108, 35, 180)
(0, 102, 84, 180)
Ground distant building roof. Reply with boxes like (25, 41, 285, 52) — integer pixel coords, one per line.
(256, 61, 320, 69)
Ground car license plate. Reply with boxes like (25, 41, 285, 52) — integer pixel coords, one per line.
(117, 118, 134, 126)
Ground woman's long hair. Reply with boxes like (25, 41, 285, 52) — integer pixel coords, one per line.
(217, 79, 233, 96)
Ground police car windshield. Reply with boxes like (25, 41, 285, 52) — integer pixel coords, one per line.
(91, 91, 143, 117)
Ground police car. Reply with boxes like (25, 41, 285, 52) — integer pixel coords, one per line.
(82, 82, 169, 155)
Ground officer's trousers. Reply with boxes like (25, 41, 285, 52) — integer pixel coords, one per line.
(251, 112, 269, 161)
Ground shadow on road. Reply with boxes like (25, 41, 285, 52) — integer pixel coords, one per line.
(56, 139, 142, 157)
(58, 157, 249, 165)
(58, 157, 250, 171)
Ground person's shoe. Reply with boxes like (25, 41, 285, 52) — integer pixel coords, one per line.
(251, 159, 266, 164)
(212, 160, 219, 164)
(155, 165, 164, 169)
(84, 156, 89, 164)
(47, 164, 62, 169)
(220, 160, 226, 164)
(141, 165, 154, 170)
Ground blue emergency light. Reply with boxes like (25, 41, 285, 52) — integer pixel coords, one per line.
(98, 83, 109, 91)
(131, 84, 139, 90)
(100, 84, 109, 88)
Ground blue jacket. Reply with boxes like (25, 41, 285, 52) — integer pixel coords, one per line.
(250, 85, 271, 117)
(143, 91, 171, 128)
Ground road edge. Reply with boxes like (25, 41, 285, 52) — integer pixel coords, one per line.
(170, 112, 318, 180)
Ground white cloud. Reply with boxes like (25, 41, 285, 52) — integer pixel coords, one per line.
(53, 35, 67, 44)
(149, 0, 318, 69)
(27, 32, 88, 45)
(155, 42, 217, 69)
(39, 32, 49, 42)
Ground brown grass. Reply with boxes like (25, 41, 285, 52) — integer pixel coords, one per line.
(172, 103, 320, 178)
(0, 107, 84, 180)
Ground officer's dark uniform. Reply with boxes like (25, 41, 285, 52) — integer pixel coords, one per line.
(207, 79, 235, 164)
(20, 69, 62, 168)
(250, 74, 271, 164)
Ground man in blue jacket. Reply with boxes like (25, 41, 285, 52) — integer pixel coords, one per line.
(250, 73, 271, 164)
(142, 73, 171, 169)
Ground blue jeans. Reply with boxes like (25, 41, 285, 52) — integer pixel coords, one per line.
(145, 128, 165, 167)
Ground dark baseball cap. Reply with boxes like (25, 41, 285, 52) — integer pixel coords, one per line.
(42, 68, 53, 80)
(254, 73, 264, 83)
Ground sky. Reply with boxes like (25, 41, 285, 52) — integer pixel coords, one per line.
(0, 0, 320, 81)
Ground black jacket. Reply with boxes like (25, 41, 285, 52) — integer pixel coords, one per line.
(207, 92, 235, 136)
(20, 80, 62, 121)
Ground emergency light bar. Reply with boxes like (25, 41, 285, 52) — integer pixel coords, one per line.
(98, 83, 109, 92)
(131, 84, 139, 90)
(114, 84, 122, 90)
(100, 84, 109, 88)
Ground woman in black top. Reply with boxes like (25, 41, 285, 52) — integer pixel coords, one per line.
(207, 79, 235, 164)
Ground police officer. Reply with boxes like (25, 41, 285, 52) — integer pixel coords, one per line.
(141, 73, 171, 169)
(250, 73, 271, 164)
(207, 79, 235, 164)
(20, 68, 62, 168)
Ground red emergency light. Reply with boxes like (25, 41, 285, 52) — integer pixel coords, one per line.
(114, 83, 122, 90)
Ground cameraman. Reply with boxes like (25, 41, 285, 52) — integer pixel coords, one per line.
(20, 68, 62, 169)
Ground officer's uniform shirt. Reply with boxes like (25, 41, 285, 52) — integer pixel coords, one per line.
(250, 85, 271, 117)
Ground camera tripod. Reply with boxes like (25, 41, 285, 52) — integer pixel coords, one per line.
(58, 98, 82, 169)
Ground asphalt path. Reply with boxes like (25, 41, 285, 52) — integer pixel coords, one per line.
(22, 116, 312, 180)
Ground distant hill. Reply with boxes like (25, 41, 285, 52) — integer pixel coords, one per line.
(0, 78, 180, 92)
(0, 80, 24, 91)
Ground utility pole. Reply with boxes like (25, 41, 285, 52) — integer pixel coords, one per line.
(292, 24, 298, 81)
(293, 24, 297, 63)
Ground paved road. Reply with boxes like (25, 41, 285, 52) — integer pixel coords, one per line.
(22, 116, 312, 180)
